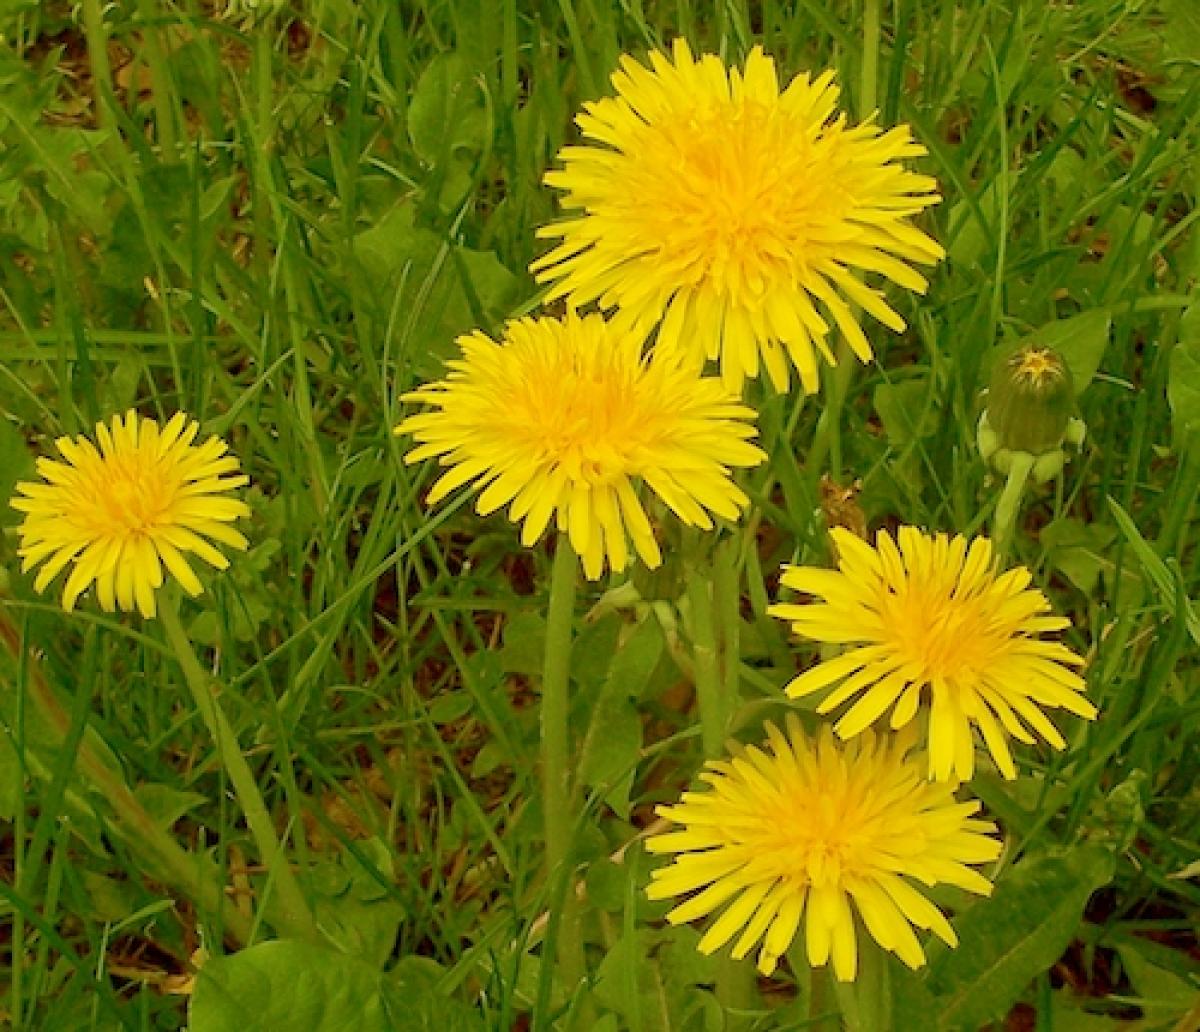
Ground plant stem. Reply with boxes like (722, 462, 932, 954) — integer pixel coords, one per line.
(831, 937, 892, 1032)
(1157, 431, 1200, 557)
(992, 452, 1035, 559)
(540, 537, 582, 992)
(686, 546, 725, 759)
(861, 0, 881, 117)
(810, 0, 883, 482)
(158, 594, 319, 943)
(0, 607, 254, 946)
(79, 0, 115, 132)
(685, 534, 756, 1021)
(134, 0, 179, 156)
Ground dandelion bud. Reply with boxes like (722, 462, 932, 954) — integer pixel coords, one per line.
(978, 344, 1085, 485)
(987, 345, 1075, 454)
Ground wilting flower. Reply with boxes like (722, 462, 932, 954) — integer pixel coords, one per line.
(11, 411, 250, 619)
(769, 527, 1096, 781)
(396, 312, 766, 579)
(646, 718, 1000, 979)
(531, 38, 944, 394)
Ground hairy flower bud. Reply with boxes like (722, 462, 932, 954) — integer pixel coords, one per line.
(987, 345, 1075, 454)
(978, 344, 1085, 484)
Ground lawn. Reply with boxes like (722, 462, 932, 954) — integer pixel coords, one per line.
(0, 1, 1198, 1029)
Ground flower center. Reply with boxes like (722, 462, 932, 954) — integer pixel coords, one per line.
(514, 358, 660, 485)
(93, 458, 173, 538)
(769, 793, 869, 888)
(645, 103, 826, 296)
(1009, 347, 1064, 389)
(882, 588, 996, 681)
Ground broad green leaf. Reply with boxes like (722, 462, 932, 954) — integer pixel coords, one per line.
(874, 378, 937, 447)
(351, 203, 522, 372)
(189, 941, 483, 1032)
(947, 174, 1015, 269)
(592, 929, 656, 1027)
(0, 731, 21, 821)
(585, 857, 630, 914)
(1027, 310, 1111, 394)
(604, 615, 666, 702)
(1114, 940, 1198, 1024)
(79, 871, 140, 924)
(592, 927, 719, 1032)
(132, 784, 209, 830)
(1167, 305, 1200, 448)
(571, 612, 623, 691)
(577, 617, 662, 817)
(407, 54, 488, 163)
(1040, 518, 1117, 596)
(497, 611, 546, 675)
(0, 416, 32, 528)
(1048, 991, 1125, 1031)
(925, 845, 1115, 1032)
(319, 897, 405, 970)
(1163, 0, 1200, 62)
(312, 840, 406, 967)
(576, 693, 640, 818)
(428, 692, 473, 725)
(190, 941, 401, 1032)
(891, 964, 940, 1032)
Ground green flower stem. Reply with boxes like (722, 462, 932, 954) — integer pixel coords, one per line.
(713, 538, 741, 702)
(79, 0, 115, 132)
(831, 938, 892, 1032)
(0, 608, 254, 946)
(158, 595, 319, 943)
(1157, 429, 1200, 556)
(861, 0, 881, 117)
(685, 535, 755, 1020)
(540, 537, 582, 990)
(807, 345, 856, 484)
(685, 549, 725, 759)
(134, 0, 180, 156)
(992, 451, 1035, 559)
(810, 0, 881, 483)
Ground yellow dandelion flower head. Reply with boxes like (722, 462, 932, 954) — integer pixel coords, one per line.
(530, 38, 945, 395)
(395, 312, 766, 579)
(646, 717, 1000, 980)
(11, 411, 251, 619)
(768, 527, 1097, 782)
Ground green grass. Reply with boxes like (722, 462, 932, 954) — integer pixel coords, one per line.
(0, 0, 1198, 1029)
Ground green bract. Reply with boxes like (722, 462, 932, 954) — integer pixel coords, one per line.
(986, 344, 1076, 455)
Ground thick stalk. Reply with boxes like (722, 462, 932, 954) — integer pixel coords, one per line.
(991, 452, 1035, 560)
(686, 556, 725, 758)
(831, 937, 892, 1032)
(134, 0, 179, 156)
(79, 0, 115, 132)
(540, 538, 582, 994)
(861, 0, 880, 117)
(685, 535, 755, 1020)
(809, 0, 884, 482)
(158, 595, 319, 942)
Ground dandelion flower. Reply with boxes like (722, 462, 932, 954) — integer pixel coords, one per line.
(531, 38, 945, 394)
(769, 527, 1096, 781)
(646, 717, 1000, 979)
(396, 312, 766, 579)
(11, 411, 250, 619)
